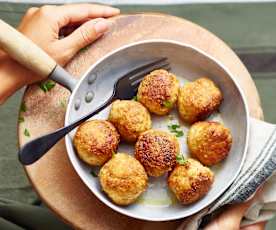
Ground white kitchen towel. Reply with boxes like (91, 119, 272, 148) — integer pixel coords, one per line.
(178, 118, 276, 229)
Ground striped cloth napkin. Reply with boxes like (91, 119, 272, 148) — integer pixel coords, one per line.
(179, 118, 276, 229)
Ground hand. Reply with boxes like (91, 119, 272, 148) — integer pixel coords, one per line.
(0, 4, 120, 103)
(204, 187, 266, 230)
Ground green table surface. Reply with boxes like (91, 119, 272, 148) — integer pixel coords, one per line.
(0, 2, 276, 229)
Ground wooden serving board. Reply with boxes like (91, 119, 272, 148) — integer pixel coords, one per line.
(18, 14, 263, 230)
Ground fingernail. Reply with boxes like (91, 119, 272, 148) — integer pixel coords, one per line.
(111, 8, 120, 14)
(94, 19, 109, 34)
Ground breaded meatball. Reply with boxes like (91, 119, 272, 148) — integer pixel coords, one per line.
(187, 121, 232, 166)
(168, 158, 214, 205)
(178, 78, 222, 123)
(73, 120, 120, 166)
(99, 153, 148, 205)
(108, 100, 151, 142)
(137, 69, 179, 115)
(135, 129, 179, 177)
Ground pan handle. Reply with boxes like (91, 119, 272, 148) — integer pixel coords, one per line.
(0, 19, 77, 92)
(49, 66, 77, 92)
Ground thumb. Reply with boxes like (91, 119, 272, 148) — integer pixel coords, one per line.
(55, 18, 110, 64)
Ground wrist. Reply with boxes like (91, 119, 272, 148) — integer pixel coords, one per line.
(0, 51, 39, 104)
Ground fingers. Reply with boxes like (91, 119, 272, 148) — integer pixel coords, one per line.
(204, 187, 264, 230)
(53, 18, 110, 65)
(25, 7, 39, 18)
(55, 4, 120, 28)
(204, 203, 251, 230)
(240, 222, 266, 230)
(18, 7, 39, 30)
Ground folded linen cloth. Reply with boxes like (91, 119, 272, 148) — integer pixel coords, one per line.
(178, 118, 276, 229)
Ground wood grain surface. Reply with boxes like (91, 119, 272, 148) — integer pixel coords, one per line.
(18, 14, 263, 230)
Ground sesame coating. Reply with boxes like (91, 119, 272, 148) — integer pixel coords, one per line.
(108, 100, 151, 142)
(135, 129, 179, 177)
(187, 121, 232, 166)
(168, 158, 214, 204)
(137, 69, 179, 115)
(99, 153, 148, 205)
(178, 78, 222, 124)
(73, 120, 120, 166)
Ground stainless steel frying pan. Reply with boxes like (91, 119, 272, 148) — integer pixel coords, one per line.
(0, 19, 269, 221)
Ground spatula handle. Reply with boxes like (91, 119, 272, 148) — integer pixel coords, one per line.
(0, 19, 56, 77)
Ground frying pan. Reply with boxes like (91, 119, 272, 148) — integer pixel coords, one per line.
(0, 19, 265, 221)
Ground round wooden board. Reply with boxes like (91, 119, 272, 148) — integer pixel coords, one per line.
(18, 14, 263, 230)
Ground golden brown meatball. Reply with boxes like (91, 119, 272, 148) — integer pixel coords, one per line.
(99, 153, 148, 205)
(135, 129, 179, 177)
(168, 158, 214, 205)
(178, 78, 222, 123)
(187, 121, 232, 166)
(73, 120, 120, 166)
(108, 100, 151, 142)
(137, 69, 179, 115)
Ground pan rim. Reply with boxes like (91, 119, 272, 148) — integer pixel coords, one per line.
(65, 39, 250, 221)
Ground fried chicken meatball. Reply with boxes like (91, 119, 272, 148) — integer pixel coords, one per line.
(187, 121, 232, 166)
(135, 129, 179, 177)
(99, 153, 148, 205)
(168, 158, 214, 204)
(137, 69, 179, 115)
(73, 120, 120, 166)
(178, 78, 222, 123)
(108, 100, 151, 142)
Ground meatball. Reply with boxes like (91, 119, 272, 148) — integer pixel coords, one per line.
(187, 121, 232, 166)
(99, 153, 148, 205)
(135, 129, 179, 177)
(168, 158, 214, 205)
(137, 69, 179, 115)
(73, 120, 120, 166)
(108, 100, 151, 142)
(178, 78, 222, 123)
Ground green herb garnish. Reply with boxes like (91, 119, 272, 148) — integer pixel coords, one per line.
(24, 128, 30, 137)
(168, 124, 180, 131)
(80, 46, 89, 53)
(163, 100, 173, 108)
(39, 80, 56, 93)
(132, 95, 138, 101)
(176, 154, 187, 165)
(60, 100, 66, 108)
(90, 170, 98, 177)
(19, 116, 24, 123)
(168, 124, 184, 137)
(20, 102, 27, 112)
(175, 130, 184, 137)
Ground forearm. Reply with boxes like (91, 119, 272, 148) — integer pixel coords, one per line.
(0, 50, 37, 104)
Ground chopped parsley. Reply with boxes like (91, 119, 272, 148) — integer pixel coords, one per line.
(60, 100, 66, 108)
(163, 100, 173, 108)
(20, 102, 27, 112)
(24, 128, 30, 137)
(19, 116, 24, 123)
(175, 130, 184, 137)
(176, 154, 187, 165)
(39, 80, 56, 93)
(168, 124, 180, 131)
(168, 124, 184, 137)
(90, 170, 98, 177)
(80, 46, 89, 53)
(132, 95, 138, 101)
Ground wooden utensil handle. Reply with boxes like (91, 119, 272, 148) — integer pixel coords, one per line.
(0, 19, 56, 77)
